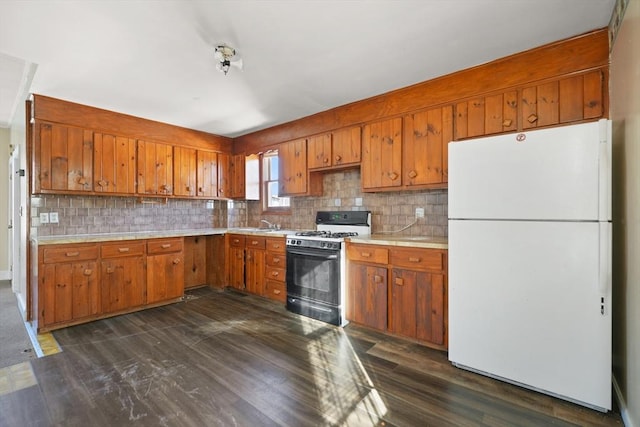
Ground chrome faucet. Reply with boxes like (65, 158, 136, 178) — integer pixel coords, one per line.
(261, 219, 276, 229)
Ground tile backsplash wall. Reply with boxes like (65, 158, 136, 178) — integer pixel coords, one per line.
(32, 195, 227, 236)
(247, 169, 448, 237)
(32, 169, 447, 238)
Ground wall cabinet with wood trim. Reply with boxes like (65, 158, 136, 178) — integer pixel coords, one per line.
(361, 118, 403, 191)
(33, 237, 186, 333)
(93, 132, 137, 194)
(346, 242, 448, 350)
(229, 153, 246, 199)
(33, 122, 94, 194)
(137, 139, 173, 196)
(307, 126, 362, 171)
(173, 146, 197, 197)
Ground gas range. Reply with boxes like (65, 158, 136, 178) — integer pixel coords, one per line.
(285, 210, 371, 327)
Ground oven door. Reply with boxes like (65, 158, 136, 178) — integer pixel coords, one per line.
(286, 245, 340, 306)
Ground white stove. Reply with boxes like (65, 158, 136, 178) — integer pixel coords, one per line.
(285, 211, 371, 326)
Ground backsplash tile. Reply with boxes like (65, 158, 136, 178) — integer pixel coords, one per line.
(32, 170, 448, 238)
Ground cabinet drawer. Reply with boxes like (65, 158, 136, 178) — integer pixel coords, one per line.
(265, 252, 285, 268)
(245, 236, 266, 250)
(101, 241, 146, 258)
(266, 237, 286, 253)
(147, 238, 183, 255)
(228, 234, 245, 248)
(265, 280, 286, 302)
(390, 248, 444, 271)
(347, 244, 389, 265)
(265, 266, 285, 283)
(42, 244, 99, 264)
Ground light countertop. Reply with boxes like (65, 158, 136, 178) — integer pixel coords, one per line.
(347, 235, 448, 250)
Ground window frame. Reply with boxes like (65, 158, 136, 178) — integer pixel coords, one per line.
(261, 150, 291, 214)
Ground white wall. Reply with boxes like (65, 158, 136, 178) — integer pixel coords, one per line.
(0, 127, 9, 279)
(611, 0, 640, 425)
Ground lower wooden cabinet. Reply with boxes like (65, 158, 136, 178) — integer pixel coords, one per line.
(34, 237, 186, 332)
(146, 238, 185, 304)
(346, 242, 448, 349)
(184, 236, 207, 289)
(264, 237, 286, 303)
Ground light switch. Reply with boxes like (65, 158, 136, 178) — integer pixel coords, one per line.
(40, 213, 49, 224)
(49, 212, 59, 223)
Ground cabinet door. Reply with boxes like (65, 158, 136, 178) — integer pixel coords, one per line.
(362, 118, 402, 190)
(404, 106, 453, 186)
(390, 269, 417, 338)
(332, 126, 361, 167)
(245, 248, 265, 295)
(197, 150, 218, 198)
(521, 81, 559, 129)
(174, 146, 197, 197)
(147, 252, 184, 304)
(217, 152, 231, 198)
(455, 93, 517, 139)
(229, 247, 245, 290)
(137, 140, 173, 195)
(307, 133, 332, 169)
(35, 123, 93, 193)
(230, 153, 246, 199)
(347, 263, 387, 331)
(184, 236, 207, 289)
(94, 133, 136, 194)
(416, 271, 446, 346)
(101, 256, 146, 313)
(41, 261, 99, 326)
(279, 139, 307, 195)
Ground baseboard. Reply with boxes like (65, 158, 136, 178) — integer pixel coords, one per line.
(0, 270, 11, 281)
(613, 374, 635, 427)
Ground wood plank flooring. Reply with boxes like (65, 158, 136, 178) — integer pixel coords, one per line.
(0, 287, 624, 426)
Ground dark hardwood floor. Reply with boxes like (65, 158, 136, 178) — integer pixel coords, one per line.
(0, 287, 623, 426)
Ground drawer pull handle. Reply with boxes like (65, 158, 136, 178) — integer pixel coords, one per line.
(161, 244, 171, 249)
(97, 180, 109, 187)
(409, 257, 421, 263)
(271, 271, 279, 277)
(65, 252, 80, 257)
(83, 269, 93, 276)
(408, 170, 417, 179)
(374, 275, 383, 283)
(395, 278, 404, 286)
(273, 289, 281, 295)
(273, 244, 281, 249)
(106, 267, 115, 274)
(335, 155, 342, 162)
(118, 248, 130, 253)
(173, 258, 181, 265)
(273, 257, 280, 264)
(251, 240, 259, 245)
(527, 114, 538, 124)
(233, 239, 240, 243)
(361, 252, 371, 257)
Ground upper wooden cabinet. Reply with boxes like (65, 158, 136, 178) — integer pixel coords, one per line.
(196, 150, 219, 198)
(94, 132, 137, 194)
(404, 106, 453, 187)
(230, 153, 246, 199)
(279, 138, 308, 196)
(361, 117, 403, 191)
(137, 139, 173, 196)
(173, 146, 197, 197)
(33, 122, 93, 193)
(455, 91, 518, 139)
(307, 126, 361, 170)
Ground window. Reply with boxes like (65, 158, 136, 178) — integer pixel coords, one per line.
(262, 151, 290, 212)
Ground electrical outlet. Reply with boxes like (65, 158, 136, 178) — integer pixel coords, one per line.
(415, 208, 425, 218)
(49, 212, 59, 223)
(40, 213, 49, 224)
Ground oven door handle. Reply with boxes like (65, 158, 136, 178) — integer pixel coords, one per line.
(286, 247, 339, 259)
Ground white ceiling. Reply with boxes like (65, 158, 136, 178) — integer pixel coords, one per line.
(0, 0, 615, 137)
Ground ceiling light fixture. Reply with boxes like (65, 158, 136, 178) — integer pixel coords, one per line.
(214, 44, 243, 75)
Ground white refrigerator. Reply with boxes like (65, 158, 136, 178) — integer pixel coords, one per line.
(448, 119, 612, 411)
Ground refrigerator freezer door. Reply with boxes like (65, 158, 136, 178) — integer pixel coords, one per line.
(448, 120, 611, 221)
(448, 219, 611, 410)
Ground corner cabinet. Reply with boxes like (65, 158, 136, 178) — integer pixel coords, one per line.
(346, 242, 448, 350)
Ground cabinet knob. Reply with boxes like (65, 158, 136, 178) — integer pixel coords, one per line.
(273, 257, 280, 264)
(161, 244, 171, 249)
(271, 271, 279, 277)
(388, 172, 399, 181)
(408, 257, 421, 263)
(106, 267, 115, 274)
(65, 252, 80, 257)
(77, 177, 87, 185)
(251, 240, 259, 245)
(97, 180, 108, 187)
(323, 158, 329, 163)
(503, 119, 513, 127)
(335, 155, 342, 162)
(361, 252, 371, 257)
(395, 277, 404, 286)
(118, 248, 130, 253)
(273, 289, 281, 295)
(408, 170, 417, 179)
(527, 114, 538, 123)
(83, 269, 93, 276)
(374, 275, 383, 283)
(172, 258, 181, 265)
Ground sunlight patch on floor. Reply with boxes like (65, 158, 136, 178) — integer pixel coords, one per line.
(0, 362, 37, 396)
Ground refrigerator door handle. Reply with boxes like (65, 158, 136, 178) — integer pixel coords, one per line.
(598, 119, 612, 222)
(598, 222, 611, 297)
